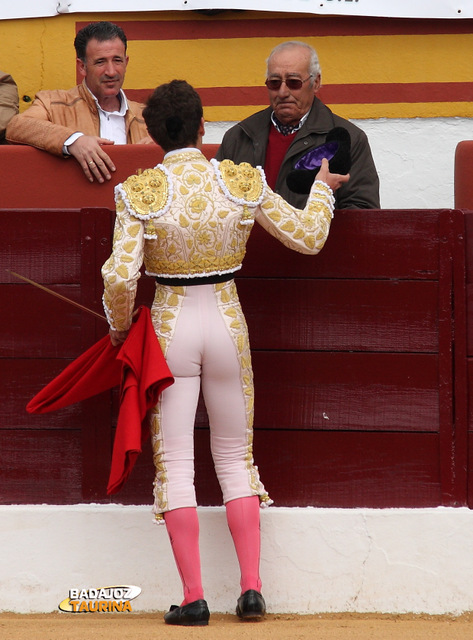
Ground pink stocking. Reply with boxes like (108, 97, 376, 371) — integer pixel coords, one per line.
(225, 496, 262, 594)
(164, 507, 204, 605)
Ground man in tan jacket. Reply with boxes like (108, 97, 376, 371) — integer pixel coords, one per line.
(6, 21, 150, 183)
(0, 71, 19, 144)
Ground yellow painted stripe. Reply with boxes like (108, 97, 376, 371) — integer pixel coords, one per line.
(204, 102, 473, 122)
(317, 34, 473, 84)
(127, 33, 473, 88)
(3, 12, 473, 120)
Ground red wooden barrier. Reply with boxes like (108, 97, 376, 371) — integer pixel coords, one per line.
(0, 144, 219, 209)
(454, 141, 473, 508)
(455, 141, 473, 209)
(0, 147, 471, 509)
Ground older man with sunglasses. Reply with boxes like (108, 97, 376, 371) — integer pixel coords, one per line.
(216, 41, 379, 210)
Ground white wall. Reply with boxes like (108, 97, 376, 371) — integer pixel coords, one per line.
(3, 505, 473, 615)
(204, 117, 473, 210)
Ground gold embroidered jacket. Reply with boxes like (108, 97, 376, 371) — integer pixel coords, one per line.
(102, 149, 335, 331)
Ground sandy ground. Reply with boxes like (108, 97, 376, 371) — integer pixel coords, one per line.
(3, 612, 473, 640)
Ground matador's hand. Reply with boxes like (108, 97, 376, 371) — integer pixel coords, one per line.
(317, 157, 350, 193)
(109, 328, 129, 347)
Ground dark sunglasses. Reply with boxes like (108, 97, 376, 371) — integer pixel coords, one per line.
(265, 75, 313, 91)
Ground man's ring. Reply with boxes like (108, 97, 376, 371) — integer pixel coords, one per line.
(88, 160, 95, 166)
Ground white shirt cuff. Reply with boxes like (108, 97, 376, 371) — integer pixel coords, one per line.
(63, 132, 84, 156)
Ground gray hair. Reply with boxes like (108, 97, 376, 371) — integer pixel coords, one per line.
(266, 41, 322, 87)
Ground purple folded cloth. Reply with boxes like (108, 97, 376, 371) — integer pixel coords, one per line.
(294, 141, 339, 170)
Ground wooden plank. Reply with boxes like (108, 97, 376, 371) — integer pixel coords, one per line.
(0, 285, 108, 358)
(464, 212, 473, 356)
(106, 351, 439, 433)
(80, 395, 114, 501)
(466, 284, 473, 355)
(238, 279, 439, 352)
(451, 210, 468, 505)
(1, 428, 442, 508)
(0, 430, 83, 504)
(467, 433, 473, 509)
(247, 431, 443, 508)
(465, 360, 473, 433)
(79, 208, 116, 500)
(250, 352, 439, 432)
(107, 429, 443, 508)
(80, 207, 114, 349)
(437, 210, 467, 506)
(2, 359, 98, 430)
(1, 210, 83, 284)
(437, 210, 454, 505)
(1, 285, 85, 358)
(463, 209, 473, 284)
(139, 352, 439, 434)
(242, 210, 441, 280)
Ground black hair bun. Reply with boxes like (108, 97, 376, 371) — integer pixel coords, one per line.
(165, 116, 183, 140)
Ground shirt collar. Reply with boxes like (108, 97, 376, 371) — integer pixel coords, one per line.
(271, 110, 310, 136)
(85, 83, 128, 117)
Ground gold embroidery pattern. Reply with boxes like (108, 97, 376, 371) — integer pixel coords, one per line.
(258, 187, 333, 255)
(164, 150, 209, 166)
(218, 160, 264, 204)
(142, 154, 252, 277)
(217, 159, 265, 226)
(213, 281, 270, 504)
(121, 167, 170, 217)
(103, 153, 334, 331)
(150, 284, 185, 357)
(149, 284, 186, 519)
(102, 193, 142, 331)
(150, 399, 167, 522)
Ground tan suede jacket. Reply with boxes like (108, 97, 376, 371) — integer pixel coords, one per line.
(0, 71, 19, 143)
(6, 80, 147, 155)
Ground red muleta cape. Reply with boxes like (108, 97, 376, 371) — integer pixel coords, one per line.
(26, 306, 174, 494)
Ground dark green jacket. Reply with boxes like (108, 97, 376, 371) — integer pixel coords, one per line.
(216, 97, 380, 210)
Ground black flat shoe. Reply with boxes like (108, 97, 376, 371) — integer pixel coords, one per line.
(236, 589, 266, 620)
(164, 599, 210, 626)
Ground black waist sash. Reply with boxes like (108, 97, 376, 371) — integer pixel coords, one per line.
(155, 272, 234, 286)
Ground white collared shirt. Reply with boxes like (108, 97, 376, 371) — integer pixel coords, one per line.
(93, 89, 128, 145)
(63, 85, 128, 154)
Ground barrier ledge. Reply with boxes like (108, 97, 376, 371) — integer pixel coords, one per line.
(455, 140, 473, 209)
(0, 144, 220, 210)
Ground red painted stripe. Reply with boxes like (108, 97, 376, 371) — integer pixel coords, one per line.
(319, 82, 473, 104)
(193, 86, 268, 106)
(76, 17, 473, 39)
(126, 82, 473, 106)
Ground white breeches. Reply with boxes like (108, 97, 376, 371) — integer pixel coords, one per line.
(149, 281, 269, 518)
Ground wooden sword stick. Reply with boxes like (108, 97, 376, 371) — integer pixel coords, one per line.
(7, 270, 107, 322)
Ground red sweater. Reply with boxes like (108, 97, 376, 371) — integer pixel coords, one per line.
(264, 126, 297, 190)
